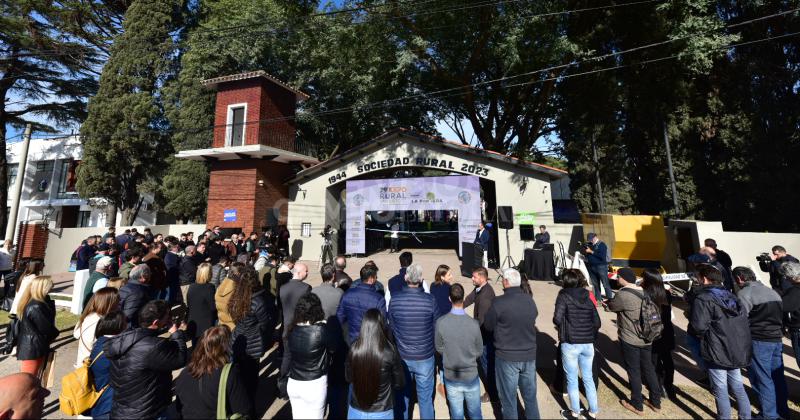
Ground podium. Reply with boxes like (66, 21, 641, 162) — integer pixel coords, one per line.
(460, 242, 483, 277)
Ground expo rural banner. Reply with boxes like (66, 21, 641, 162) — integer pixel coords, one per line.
(345, 175, 482, 255)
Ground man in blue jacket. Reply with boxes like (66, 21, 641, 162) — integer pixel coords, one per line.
(337, 264, 386, 343)
(584, 232, 613, 301)
(388, 263, 438, 420)
(388, 252, 413, 294)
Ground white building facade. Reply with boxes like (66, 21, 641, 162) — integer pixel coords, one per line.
(5, 136, 158, 233)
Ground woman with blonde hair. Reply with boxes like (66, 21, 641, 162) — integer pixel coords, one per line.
(187, 262, 217, 346)
(174, 325, 252, 419)
(73, 287, 119, 366)
(10, 259, 44, 315)
(16, 276, 59, 375)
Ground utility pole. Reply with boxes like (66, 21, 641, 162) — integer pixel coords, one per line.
(5, 124, 32, 245)
(663, 120, 681, 217)
(590, 132, 606, 213)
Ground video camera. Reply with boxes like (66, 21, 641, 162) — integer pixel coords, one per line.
(577, 241, 592, 251)
(756, 252, 771, 263)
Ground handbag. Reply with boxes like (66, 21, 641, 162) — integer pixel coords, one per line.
(1, 314, 20, 354)
(59, 351, 107, 415)
(217, 363, 246, 419)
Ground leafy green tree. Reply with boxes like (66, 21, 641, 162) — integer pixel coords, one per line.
(77, 0, 180, 226)
(0, 1, 115, 230)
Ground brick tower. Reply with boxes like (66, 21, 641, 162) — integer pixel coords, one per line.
(176, 71, 318, 234)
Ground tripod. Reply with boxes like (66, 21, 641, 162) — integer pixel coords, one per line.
(319, 240, 334, 267)
(500, 227, 516, 269)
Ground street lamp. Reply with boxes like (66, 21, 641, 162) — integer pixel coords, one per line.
(43, 204, 55, 224)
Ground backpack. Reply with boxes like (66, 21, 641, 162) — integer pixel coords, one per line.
(59, 351, 108, 416)
(624, 288, 663, 343)
(600, 241, 613, 264)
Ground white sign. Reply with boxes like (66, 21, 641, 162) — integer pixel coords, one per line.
(345, 176, 482, 254)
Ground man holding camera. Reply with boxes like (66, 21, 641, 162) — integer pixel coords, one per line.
(584, 233, 613, 301)
(759, 245, 799, 293)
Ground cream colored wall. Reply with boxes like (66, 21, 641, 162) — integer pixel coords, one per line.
(43, 223, 207, 275)
(287, 139, 558, 265)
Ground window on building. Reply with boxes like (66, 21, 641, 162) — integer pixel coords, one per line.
(57, 160, 79, 197)
(227, 105, 246, 147)
(301, 223, 311, 237)
(7, 164, 18, 187)
(36, 160, 54, 173)
(77, 211, 91, 227)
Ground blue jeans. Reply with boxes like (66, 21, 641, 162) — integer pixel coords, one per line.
(478, 340, 497, 400)
(495, 357, 540, 420)
(444, 376, 482, 420)
(748, 340, 789, 419)
(348, 406, 393, 420)
(708, 367, 751, 420)
(561, 343, 599, 415)
(588, 264, 613, 300)
(397, 356, 435, 420)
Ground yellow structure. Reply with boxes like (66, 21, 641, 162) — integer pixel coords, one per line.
(581, 213, 666, 272)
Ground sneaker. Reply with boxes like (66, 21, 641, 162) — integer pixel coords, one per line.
(580, 409, 597, 420)
(619, 399, 644, 416)
(644, 398, 661, 412)
(560, 409, 580, 420)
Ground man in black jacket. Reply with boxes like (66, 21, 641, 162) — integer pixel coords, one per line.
(734, 266, 789, 419)
(179, 245, 198, 303)
(119, 265, 153, 328)
(105, 300, 187, 419)
(759, 245, 799, 293)
(781, 262, 800, 370)
(463, 266, 496, 403)
(689, 265, 752, 420)
(484, 268, 539, 420)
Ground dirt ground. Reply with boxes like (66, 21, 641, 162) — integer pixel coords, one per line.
(2, 248, 799, 419)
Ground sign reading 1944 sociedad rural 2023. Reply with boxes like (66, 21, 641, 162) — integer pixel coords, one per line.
(328, 156, 491, 184)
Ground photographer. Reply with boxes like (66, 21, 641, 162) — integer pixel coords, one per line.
(320, 225, 335, 265)
(759, 246, 799, 293)
(583, 233, 613, 301)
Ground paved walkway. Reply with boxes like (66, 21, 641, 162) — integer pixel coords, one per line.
(2, 249, 799, 419)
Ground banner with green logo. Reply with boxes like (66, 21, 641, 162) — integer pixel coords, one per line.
(514, 212, 536, 225)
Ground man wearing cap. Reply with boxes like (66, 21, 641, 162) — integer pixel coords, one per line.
(584, 233, 614, 301)
(607, 268, 662, 415)
(89, 243, 111, 272)
(83, 256, 113, 309)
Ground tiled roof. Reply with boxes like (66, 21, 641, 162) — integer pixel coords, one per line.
(201, 71, 309, 101)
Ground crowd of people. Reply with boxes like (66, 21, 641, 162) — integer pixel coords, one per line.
(0, 226, 799, 420)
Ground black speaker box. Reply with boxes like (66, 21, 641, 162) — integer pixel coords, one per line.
(497, 206, 514, 229)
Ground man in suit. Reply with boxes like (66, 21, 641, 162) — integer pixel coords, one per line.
(534, 225, 550, 249)
(475, 221, 490, 267)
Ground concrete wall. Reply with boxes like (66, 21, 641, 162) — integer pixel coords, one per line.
(43, 223, 206, 275)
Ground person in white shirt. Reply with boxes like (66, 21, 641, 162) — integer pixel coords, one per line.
(73, 287, 119, 367)
(10, 260, 44, 316)
(390, 220, 401, 253)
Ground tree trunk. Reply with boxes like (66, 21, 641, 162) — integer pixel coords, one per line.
(105, 204, 118, 227)
(122, 197, 144, 226)
(0, 117, 8, 236)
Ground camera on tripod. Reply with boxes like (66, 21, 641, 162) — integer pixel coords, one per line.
(756, 252, 772, 263)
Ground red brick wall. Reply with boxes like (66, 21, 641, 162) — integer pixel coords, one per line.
(15, 221, 48, 268)
(207, 160, 292, 233)
(211, 78, 296, 150)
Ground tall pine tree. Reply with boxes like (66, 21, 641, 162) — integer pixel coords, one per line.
(77, 0, 180, 226)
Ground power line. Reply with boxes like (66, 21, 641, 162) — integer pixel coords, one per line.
(41, 29, 800, 142)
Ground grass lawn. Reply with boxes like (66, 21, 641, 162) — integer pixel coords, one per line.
(0, 309, 80, 331)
